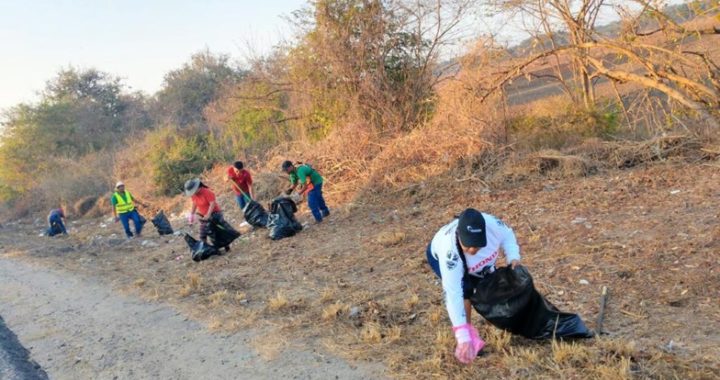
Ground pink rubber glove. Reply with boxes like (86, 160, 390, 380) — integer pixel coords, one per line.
(187, 213, 196, 224)
(452, 324, 484, 365)
(468, 325, 486, 354)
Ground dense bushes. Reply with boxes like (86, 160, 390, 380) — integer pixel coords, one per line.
(147, 127, 230, 196)
(508, 104, 621, 151)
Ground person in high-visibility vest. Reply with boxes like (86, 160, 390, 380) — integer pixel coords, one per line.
(111, 181, 147, 238)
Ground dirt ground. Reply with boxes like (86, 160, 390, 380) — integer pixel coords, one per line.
(1, 160, 718, 379)
(0, 256, 384, 380)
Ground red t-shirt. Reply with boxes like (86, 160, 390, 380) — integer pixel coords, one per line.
(227, 167, 253, 195)
(191, 187, 221, 216)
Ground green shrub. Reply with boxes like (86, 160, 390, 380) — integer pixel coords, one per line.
(148, 127, 229, 195)
(508, 104, 621, 151)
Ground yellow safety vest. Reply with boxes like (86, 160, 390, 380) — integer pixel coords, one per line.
(113, 191, 135, 214)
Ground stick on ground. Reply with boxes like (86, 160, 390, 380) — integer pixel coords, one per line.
(596, 286, 609, 334)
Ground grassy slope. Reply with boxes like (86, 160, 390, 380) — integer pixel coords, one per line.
(2, 158, 719, 379)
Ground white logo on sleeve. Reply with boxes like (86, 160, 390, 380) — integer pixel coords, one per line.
(467, 226, 483, 233)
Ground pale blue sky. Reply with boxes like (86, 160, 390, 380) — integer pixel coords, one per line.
(0, 0, 307, 111)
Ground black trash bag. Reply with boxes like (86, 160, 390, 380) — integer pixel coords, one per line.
(138, 213, 147, 227)
(470, 266, 594, 340)
(207, 214, 241, 249)
(46, 223, 64, 237)
(267, 197, 303, 240)
(184, 234, 220, 262)
(243, 200, 269, 228)
(151, 210, 174, 235)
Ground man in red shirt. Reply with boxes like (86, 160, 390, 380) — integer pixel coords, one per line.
(184, 178, 236, 245)
(225, 161, 254, 210)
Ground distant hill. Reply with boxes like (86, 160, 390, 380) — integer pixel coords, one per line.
(509, 0, 718, 57)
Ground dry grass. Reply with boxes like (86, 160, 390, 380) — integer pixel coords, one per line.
(404, 293, 420, 310)
(551, 340, 591, 366)
(208, 290, 229, 307)
(267, 291, 289, 311)
(319, 287, 336, 304)
(133, 278, 146, 287)
(360, 322, 383, 344)
(484, 326, 512, 354)
(178, 272, 202, 298)
(188, 272, 201, 289)
(375, 231, 407, 247)
(322, 302, 349, 321)
(5, 124, 718, 380)
(207, 316, 223, 331)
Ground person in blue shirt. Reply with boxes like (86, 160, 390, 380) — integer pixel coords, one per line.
(47, 207, 68, 236)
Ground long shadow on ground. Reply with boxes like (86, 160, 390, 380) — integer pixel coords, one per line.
(0, 315, 48, 380)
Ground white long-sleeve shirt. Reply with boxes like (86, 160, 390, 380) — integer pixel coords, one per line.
(430, 213, 520, 328)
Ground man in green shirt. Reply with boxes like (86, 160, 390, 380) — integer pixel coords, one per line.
(282, 160, 330, 223)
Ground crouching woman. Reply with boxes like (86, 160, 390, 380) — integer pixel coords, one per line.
(184, 178, 236, 248)
(426, 208, 521, 365)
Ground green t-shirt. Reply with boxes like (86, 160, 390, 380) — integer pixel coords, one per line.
(289, 165, 323, 186)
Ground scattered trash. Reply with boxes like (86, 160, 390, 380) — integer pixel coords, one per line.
(670, 190, 681, 195)
(664, 340, 675, 353)
(579, 279, 590, 285)
(571, 217, 587, 224)
(349, 306, 362, 318)
(141, 240, 159, 248)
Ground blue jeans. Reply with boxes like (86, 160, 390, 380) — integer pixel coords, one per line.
(235, 194, 251, 210)
(119, 210, 143, 238)
(307, 183, 330, 222)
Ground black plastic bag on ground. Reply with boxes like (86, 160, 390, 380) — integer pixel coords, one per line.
(470, 266, 594, 340)
(243, 200, 269, 228)
(46, 223, 63, 237)
(151, 210, 174, 235)
(207, 215, 241, 249)
(184, 234, 220, 262)
(267, 197, 303, 240)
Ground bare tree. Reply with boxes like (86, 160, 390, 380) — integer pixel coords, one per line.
(479, 0, 719, 125)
